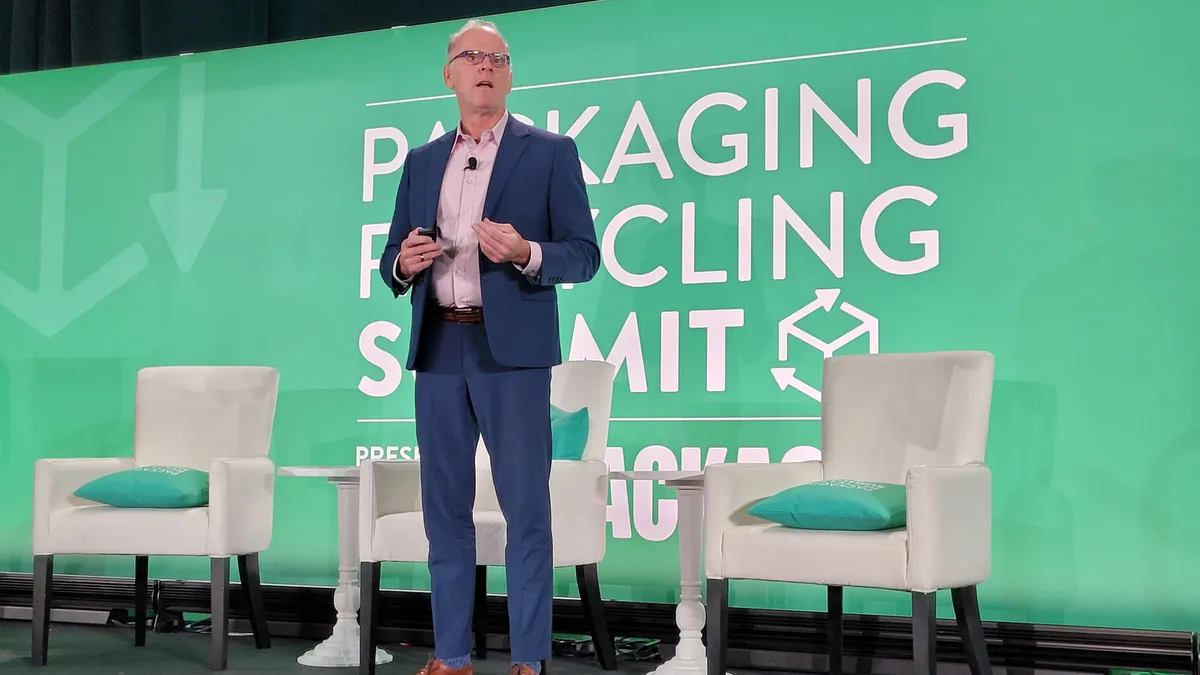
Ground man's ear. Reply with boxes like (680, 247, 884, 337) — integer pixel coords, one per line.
(443, 65, 453, 89)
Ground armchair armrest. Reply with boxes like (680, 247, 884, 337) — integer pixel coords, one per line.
(906, 463, 991, 592)
(359, 459, 422, 562)
(704, 461, 824, 578)
(207, 456, 276, 556)
(33, 457, 135, 554)
(549, 459, 609, 566)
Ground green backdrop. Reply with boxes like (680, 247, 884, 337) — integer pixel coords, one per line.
(2, 0, 1199, 634)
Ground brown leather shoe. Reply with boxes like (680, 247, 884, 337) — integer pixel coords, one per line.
(509, 666, 539, 675)
(416, 659, 473, 675)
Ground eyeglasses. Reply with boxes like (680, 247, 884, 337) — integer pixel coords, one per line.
(449, 50, 511, 68)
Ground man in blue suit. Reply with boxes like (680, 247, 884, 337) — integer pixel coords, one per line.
(369, 18, 600, 675)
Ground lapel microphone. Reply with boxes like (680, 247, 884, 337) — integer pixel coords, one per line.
(466, 156, 478, 171)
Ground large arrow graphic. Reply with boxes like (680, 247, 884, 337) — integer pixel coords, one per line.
(150, 60, 226, 273)
(0, 69, 161, 337)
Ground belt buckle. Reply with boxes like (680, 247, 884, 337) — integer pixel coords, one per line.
(452, 307, 476, 323)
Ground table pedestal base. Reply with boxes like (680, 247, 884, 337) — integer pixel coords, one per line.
(658, 483, 730, 675)
(299, 641, 393, 668)
(296, 477, 393, 668)
(652, 654, 707, 675)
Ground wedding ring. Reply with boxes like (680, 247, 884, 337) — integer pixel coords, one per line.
(419, 253, 425, 261)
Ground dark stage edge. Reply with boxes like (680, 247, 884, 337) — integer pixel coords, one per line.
(0, 622, 1103, 675)
(0, 622, 658, 675)
(0, 573, 1194, 675)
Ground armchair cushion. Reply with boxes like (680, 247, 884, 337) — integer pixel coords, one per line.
(74, 466, 209, 508)
(747, 479, 906, 531)
(47, 505, 211, 556)
(550, 405, 589, 461)
(707, 465, 992, 592)
(720, 525, 911, 589)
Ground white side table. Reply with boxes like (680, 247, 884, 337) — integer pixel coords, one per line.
(609, 470, 726, 675)
(278, 466, 393, 668)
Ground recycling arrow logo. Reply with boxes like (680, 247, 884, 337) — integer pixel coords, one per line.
(771, 288, 879, 401)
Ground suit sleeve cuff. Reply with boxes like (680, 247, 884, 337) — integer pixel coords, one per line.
(514, 241, 543, 278)
(393, 256, 414, 287)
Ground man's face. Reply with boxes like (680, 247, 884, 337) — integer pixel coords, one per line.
(443, 28, 513, 113)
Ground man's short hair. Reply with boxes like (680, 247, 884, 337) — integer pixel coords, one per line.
(447, 19, 509, 56)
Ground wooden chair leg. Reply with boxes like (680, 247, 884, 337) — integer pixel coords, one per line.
(238, 553, 271, 649)
(828, 585, 843, 675)
(912, 591, 937, 675)
(359, 561, 381, 675)
(706, 578, 729, 675)
(575, 564, 617, 670)
(134, 556, 149, 647)
(474, 565, 488, 659)
(210, 557, 230, 671)
(31, 554, 53, 667)
(952, 586, 992, 675)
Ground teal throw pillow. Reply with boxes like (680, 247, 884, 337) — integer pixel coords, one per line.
(74, 466, 210, 508)
(747, 479, 906, 531)
(549, 405, 590, 461)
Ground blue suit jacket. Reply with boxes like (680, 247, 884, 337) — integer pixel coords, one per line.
(379, 115, 601, 370)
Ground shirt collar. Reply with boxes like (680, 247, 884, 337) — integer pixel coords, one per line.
(456, 111, 508, 147)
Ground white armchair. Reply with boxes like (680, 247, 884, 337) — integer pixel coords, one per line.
(358, 359, 618, 672)
(31, 366, 280, 671)
(704, 351, 996, 675)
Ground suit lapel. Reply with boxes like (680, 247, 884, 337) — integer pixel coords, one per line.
(483, 115, 531, 219)
(425, 132, 455, 227)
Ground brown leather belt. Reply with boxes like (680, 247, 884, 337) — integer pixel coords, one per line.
(435, 306, 483, 324)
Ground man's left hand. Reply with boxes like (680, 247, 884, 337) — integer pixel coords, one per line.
(475, 219, 531, 266)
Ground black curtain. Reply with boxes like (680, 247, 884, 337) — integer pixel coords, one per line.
(0, 0, 589, 75)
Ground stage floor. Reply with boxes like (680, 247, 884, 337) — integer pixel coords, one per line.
(0, 622, 661, 675)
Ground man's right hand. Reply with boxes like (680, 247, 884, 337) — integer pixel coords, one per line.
(398, 228, 443, 278)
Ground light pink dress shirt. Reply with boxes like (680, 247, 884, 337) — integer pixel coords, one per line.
(393, 111, 543, 308)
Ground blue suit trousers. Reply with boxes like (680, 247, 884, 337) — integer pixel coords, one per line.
(413, 315, 554, 663)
